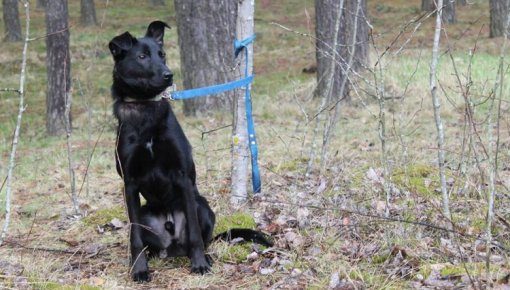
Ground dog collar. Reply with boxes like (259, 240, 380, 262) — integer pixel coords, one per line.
(123, 86, 173, 103)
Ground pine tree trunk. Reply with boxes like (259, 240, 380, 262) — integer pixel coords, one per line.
(442, 0, 456, 24)
(45, 0, 71, 136)
(346, 0, 369, 71)
(422, 0, 434, 11)
(36, 0, 45, 10)
(2, 0, 22, 42)
(315, 0, 368, 102)
(490, 0, 510, 38)
(174, 0, 237, 116)
(315, 0, 346, 102)
(80, 0, 97, 27)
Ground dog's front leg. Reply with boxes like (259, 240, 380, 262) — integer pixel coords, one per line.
(183, 182, 210, 274)
(124, 182, 150, 282)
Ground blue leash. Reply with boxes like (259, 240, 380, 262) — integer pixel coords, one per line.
(170, 34, 261, 193)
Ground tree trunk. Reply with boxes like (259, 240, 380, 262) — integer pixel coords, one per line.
(315, 0, 368, 102)
(490, 0, 510, 38)
(174, 0, 237, 116)
(346, 0, 369, 71)
(231, 0, 253, 206)
(315, 0, 346, 102)
(422, 0, 435, 11)
(2, 0, 22, 42)
(423, 0, 456, 23)
(80, 0, 97, 27)
(442, 0, 456, 24)
(45, 0, 71, 136)
(36, 0, 45, 10)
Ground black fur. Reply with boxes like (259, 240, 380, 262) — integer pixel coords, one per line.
(109, 21, 271, 283)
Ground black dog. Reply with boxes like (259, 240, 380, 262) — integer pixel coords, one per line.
(109, 21, 271, 282)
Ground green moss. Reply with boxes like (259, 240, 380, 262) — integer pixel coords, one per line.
(31, 281, 100, 290)
(215, 243, 253, 263)
(213, 212, 259, 263)
(82, 206, 126, 226)
(214, 212, 257, 236)
(371, 254, 390, 264)
(439, 263, 499, 277)
(392, 164, 439, 196)
(273, 157, 309, 173)
(419, 264, 432, 279)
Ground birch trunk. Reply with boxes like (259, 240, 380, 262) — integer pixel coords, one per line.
(2, 0, 22, 42)
(231, 0, 254, 206)
(429, 0, 452, 226)
(0, 0, 30, 246)
(486, 9, 510, 283)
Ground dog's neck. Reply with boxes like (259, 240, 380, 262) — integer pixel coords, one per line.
(122, 87, 173, 103)
(123, 95, 163, 103)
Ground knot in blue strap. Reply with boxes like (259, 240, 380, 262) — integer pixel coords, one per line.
(234, 34, 256, 57)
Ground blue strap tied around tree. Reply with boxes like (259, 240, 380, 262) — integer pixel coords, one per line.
(170, 34, 261, 193)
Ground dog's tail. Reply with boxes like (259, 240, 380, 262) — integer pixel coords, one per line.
(213, 229, 273, 247)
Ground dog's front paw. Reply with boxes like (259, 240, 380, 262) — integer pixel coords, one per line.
(191, 256, 211, 275)
(132, 270, 151, 282)
(131, 256, 150, 282)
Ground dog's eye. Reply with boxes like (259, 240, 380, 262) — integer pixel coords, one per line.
(159, 51, 166, 58)
(138, 54, 147, 60)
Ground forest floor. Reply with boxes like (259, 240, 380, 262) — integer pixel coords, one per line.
(0, 0, 509, 289)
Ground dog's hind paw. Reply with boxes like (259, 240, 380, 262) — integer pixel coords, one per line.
(132, 270, 151, 282)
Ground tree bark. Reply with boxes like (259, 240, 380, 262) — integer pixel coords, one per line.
(315, 0, 346, 102)
(422, 0, 435, 11)
(346, 0, 368, 71)
(442, 0, 456, 24)
(36, 0, 45, 10)
(422, 0, 456, 24)
(429, 0, 452, 229)
(2, 0, 22, 42)
(45, 0, 71, 136)
(231, 0, 252, 206)
(490, 0, 510, 38)
(0, 0, 30, 247)
(174, 0, 237, 116)
(80, 0, 97, 27)
(315, 0, 368, 102)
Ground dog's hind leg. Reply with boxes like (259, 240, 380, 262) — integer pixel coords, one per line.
(181, 180, 211, 274)
(124, 182, 150, 282)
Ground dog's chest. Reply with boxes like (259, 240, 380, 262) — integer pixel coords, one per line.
(121, 132, 183, 177)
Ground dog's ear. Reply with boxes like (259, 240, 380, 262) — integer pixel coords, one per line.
(109, 32, 136, 57)
(145, 21, 170, 46)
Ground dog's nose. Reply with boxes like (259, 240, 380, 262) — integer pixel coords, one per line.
(163, 71, 173, 81)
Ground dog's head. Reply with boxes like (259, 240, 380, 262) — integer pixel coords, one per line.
(109, 21, 173, 100)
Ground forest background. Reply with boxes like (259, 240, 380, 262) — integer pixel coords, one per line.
(0, 0, 509, 289)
